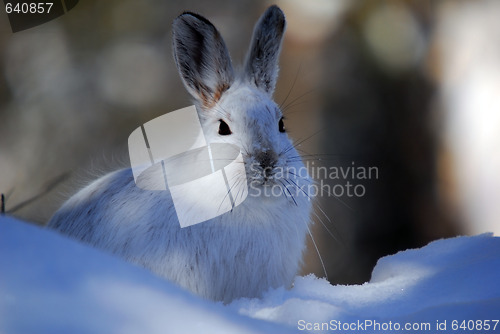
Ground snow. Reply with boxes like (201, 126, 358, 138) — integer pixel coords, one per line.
(1, 216, 499, 334)
(232, 236, 500, 332)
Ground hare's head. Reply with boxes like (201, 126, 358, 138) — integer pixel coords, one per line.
(172, 6, 308, 201)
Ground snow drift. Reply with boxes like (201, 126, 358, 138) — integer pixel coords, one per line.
(1, 216, 499, 333)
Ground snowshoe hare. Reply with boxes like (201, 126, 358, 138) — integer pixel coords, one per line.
(48, 5, 313, 303)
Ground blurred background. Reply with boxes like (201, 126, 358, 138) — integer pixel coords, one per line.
(1, 0, 499, 285)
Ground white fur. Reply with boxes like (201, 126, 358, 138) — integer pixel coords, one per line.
(48, 6, 313, 303)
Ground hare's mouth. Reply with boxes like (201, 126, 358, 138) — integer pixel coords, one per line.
(247, 164, 280, 186)
(246, 166, 297, 203)
(244, 159, 313, 205)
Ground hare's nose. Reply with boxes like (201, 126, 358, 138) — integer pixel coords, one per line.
(257, 151, 277, 171)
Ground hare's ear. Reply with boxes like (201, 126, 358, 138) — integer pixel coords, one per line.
(172, 12, 234, 108)
(244, 5, 286, 96)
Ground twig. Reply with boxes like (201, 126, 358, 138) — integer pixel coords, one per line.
(6, 172, 70, 214)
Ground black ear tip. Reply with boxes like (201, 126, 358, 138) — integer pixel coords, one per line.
(266, 5, 285, 19)
(268, 4, 283, 14)
(174, 11, 213, 27)
(263, 5, 286, 31)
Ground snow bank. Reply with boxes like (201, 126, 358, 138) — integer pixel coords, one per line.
(1, 216, 499, 334)
(0, 216, 288, 334)
(232, 234, 500, 332)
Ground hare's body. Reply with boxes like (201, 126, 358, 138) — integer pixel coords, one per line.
(50, 167, 310, 303)
(48, 6, 313, 303)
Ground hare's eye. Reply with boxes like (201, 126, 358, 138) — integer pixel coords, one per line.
(278, 117, 285, 133)
(218, 119, 232, 135)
